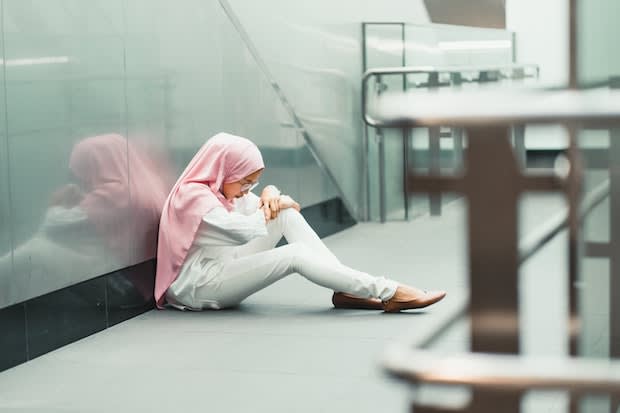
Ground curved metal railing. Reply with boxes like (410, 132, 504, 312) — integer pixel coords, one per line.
(365, 1, 620, 410)
(363, 68, 620, 411)
(362, 63, 540, 222)
(362, 63, 540, 128)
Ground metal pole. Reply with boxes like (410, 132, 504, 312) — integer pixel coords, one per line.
(609, 127, 620, 413)
(429, 126, 441, 216)
(511, 31, 517, 64)
(450, 72, 464, 172)
(466, 126, 520, 354)
(566, 125, 583, 360)
(567, 3, 580, 411)
(400, 22, 406, 69)
(467, 126, 521, 413)
(362, 23, 368, 73)
(428, 71, 442, 216)
(513, 125, 527, 168)
(403, 129, 410, 220)
(362, 116, 370, 222)
(378, 129, 386, 223)
(401, 23, 409, 221)
(569, 0, 578, 89)
(362, 23, 370, 221)
(452, 127, 464, 171)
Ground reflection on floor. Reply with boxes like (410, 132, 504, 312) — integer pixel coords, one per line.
(0, 188, 616, 413)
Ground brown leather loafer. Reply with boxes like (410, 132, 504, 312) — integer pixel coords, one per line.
(332, 292, 384, 310)
(383, 290, 446, 313)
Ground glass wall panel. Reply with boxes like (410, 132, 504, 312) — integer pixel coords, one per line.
(217, 2, 338, 207)
(578, 0, 620, 85)
(577, 0, 620, 369)
(364, 24, 408, 220)
(124, 0, 337, 215)
(0, 7, 13, 308)
(225, 0, 380, 218)
(219, 5, 300, 200)
(577, 7, 619, 410)
(363, 23, 517, 220)
(124, 0, 223, 265)
(1, 0, 344, 309)
(1, 0, 128, 308)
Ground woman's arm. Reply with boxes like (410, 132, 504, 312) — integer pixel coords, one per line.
(202, 207, 268, 245)
(258, 185, 280, 220)
(279, 195, 300, 212)
(258, 185, 300, 218)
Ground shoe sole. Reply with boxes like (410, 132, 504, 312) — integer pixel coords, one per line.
(383, 292, 446, 313)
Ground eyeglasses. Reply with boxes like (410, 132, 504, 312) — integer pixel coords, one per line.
(240, 181, 259, 192)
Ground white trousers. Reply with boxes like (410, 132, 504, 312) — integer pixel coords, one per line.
(184, 208, 398, 309)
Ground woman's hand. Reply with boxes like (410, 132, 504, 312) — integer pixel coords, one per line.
(279, 195, 300, 212)
(258, 185, 281, 221)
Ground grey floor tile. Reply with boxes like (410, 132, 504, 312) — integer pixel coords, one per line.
(2, 191, 612, 413)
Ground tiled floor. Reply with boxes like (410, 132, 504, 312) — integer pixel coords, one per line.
(0, 190, 616, 413)
(0, 201, 468, 413)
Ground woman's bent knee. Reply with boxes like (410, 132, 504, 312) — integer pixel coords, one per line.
(283, 242, 312, 272)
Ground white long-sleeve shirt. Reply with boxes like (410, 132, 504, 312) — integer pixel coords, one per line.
(188, 192, 267, 259)
(166, 192, 269, 309)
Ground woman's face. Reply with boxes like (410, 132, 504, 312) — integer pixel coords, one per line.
(221, 169, 263, 200)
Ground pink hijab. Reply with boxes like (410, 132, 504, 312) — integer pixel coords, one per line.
(154, 132, 265, 308)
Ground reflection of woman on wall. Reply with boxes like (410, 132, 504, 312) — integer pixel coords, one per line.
(0, 134, 171, 306)
(68, 134, 171, 264)
(68, 134, 172, 303)
(155, 133, 446, 312)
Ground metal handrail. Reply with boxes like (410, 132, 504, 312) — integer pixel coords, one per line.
(383, 345, 620, 395)
(364, 85, 620, 129)
(373, 0, 620, 407)
(362, 63, 540, 222)
(369, 84, 620, 412)
(519, 178, 610, 264)
(363, 82, 620, 281)
(388, 179, 611, 359)
(362, 64, 540, 128)
(406, 178, 611, 354)
(364, 63, 540, 79)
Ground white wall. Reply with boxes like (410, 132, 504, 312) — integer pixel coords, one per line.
(506, 0, 569, 87)
(578, 0, 620, 84)
(507, 0, 620, 150)
(506, 0, 569, 150)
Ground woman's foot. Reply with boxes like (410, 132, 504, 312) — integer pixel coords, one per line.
(332, 292, 384, 310)
(383, 285, 446, 313)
